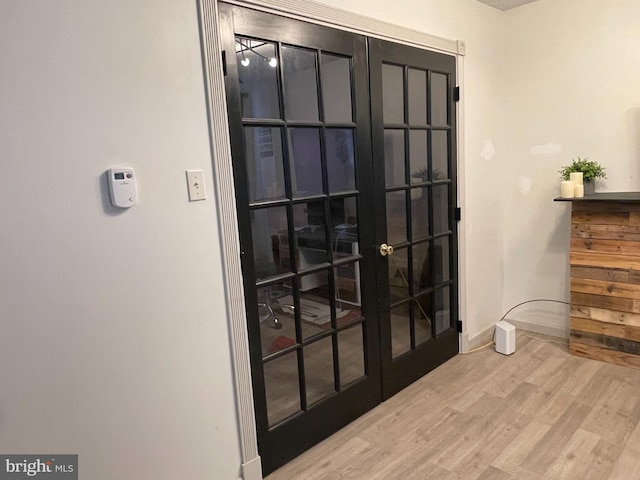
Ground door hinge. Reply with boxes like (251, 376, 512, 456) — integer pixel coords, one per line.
(456, 320, 463, 333)
(455, 207, 461, 222)
(221, 50, 227, 76)
(454, 86, 460, 102)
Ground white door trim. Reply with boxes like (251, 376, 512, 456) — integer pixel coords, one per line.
(198, 1, 263, 479)
(223, 0, 463, 55)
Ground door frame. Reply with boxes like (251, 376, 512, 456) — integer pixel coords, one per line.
(196, 1, 466, 478)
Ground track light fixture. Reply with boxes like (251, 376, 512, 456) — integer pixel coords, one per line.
(235, 39, 278, 68)
(240, 49, 250, 67)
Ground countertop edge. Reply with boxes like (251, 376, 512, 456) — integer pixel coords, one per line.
(554, 192, 640, 202)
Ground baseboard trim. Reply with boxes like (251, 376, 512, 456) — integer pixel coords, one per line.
(241, 456, 263, 480)
(460, 318, 568, 353)
(507, 318, 568, 340)
(460, 323, 495, 353)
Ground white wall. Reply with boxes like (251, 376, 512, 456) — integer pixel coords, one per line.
(0, 2, 242, 479)
(502, 0, 640, 333)
(313, 0, 507, 340)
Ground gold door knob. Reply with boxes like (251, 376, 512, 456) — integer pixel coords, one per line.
(379, 243, 394, 256)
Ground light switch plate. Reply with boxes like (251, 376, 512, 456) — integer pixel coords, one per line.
(186, 170, 206, 202)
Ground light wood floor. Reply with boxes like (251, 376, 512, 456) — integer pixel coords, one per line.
(265, 331, 640, 480)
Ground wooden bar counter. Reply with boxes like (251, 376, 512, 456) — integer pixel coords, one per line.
(556, 193, 640, 368)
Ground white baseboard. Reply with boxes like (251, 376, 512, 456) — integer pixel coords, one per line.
(460, 323, 495, 352)
(507, 318, 569, 340)
(460, 318, 568, 353)
(242, 456, 263, 480)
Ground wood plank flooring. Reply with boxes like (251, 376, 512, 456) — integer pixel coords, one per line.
(265, 332, 640, 480)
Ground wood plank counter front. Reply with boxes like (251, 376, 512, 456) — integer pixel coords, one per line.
(556, 193, 640, 368)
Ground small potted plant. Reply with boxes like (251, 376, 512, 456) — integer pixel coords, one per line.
(559, 157, 606, 194)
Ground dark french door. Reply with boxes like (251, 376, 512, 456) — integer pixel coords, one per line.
(219, 3, 458, 475)
(370, 39, 459, 399)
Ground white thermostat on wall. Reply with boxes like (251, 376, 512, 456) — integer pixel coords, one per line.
(108, 167, 138, 208)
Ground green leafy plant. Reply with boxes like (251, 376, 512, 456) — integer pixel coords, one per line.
(559, 157, 606, 181)
(410, 167, 445, 181)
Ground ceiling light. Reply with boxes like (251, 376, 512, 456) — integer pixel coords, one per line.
(235, 39, 278, 69)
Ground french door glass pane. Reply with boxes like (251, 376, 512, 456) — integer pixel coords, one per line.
(408, 68, 427, 125)
(257, 280, 295, 357)
(325, 129, 356, 194)
(435, 286, 451, 335)
(236, 37, 280, 119)
(335, 261, 362, 309)
(382, 64, 404, 124)
(305, 336, 336, 406)
(388, 248, 409, 303)
(384, 129, 406, 187)
(244, 126, 285, 203)
(292, 202, 328, 270)
(252, 206, 289, 281)
(330, 196, 359, 259)
(430, 72, 448, 126)
(264, 352, 301, 426)
(289, 128, 323, 197)
(299, 270, 331, 340)
(338, 325, 365, 387)
(434, 236, 450, 284)
(409, 130, 428, 183)
(391, 302, 411, 358)
(414, 292, 432, 346)
(411, 187, 429, 241)
(432, 130, 449, 180)
(386, 191, 407, 245)
(321, 54, 353, 123)
(282, 46, 319, 121)
(412, 241, 431, 294)
(432, 184, 450, 235)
